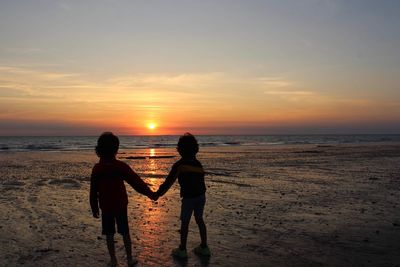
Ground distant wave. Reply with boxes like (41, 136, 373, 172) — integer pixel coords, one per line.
(25, 144, 63, 150)
(152, 143, 176, 148)
(0, 134, 399, 152)
(223, 141, 241, 145)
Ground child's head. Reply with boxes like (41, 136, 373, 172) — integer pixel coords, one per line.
(95, 132, 119, 158)
(177, 133, 199, 158)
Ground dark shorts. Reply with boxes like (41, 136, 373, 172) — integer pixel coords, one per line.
(180, 194, 206, 222)
(101, 211, 129, 235)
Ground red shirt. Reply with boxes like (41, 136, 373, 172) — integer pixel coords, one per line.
(90, 158, 152, 214)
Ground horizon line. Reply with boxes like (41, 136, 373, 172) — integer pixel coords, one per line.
(1, 133, 400, 138)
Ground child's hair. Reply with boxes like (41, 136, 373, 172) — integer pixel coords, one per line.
(95, 132, 119, 158)
(177, 133, 199, 157)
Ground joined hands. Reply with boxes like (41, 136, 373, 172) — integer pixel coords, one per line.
(149, 191, 159, 201)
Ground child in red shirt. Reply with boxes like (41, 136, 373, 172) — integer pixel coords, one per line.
(90, 132, 156, 266)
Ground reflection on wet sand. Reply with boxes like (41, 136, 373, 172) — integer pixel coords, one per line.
(129, 149, 210, 267)
(129, 148, 165, 266)
(148, 150, 157, 176)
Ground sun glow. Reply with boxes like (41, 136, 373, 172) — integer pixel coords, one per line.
(147, 123, 157, 130)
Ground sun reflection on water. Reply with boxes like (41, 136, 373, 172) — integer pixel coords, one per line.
(149, 148, 155, 157)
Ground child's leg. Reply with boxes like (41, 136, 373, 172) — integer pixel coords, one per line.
(194, 194, 208, 247)
(180, 197, 194, 251)
(115, 211, 137, 266)
(180, 220, 190, 250)
(106, 234, 117, 265)
(195, 216, 207, 247)
(122, 234, 132, 258)
(123, 234, 138, 266)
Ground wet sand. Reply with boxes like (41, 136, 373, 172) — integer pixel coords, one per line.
(1, 143, 400, 266)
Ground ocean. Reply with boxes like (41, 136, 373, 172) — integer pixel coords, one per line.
(0, 134, 399, 152)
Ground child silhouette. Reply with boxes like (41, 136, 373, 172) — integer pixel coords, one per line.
(90, 132, 157, 266)
(156, 133, 211, 258)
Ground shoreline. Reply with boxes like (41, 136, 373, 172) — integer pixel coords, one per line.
(1, 140, 400, 153)
(1, 134, 400, 153)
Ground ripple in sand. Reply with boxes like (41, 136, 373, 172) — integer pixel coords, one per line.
(2, 181, 26, 191)
(2, 181, 25, 186)
(293, 150, 324, 154)
(35, 180, 47, 186)
(209, 179, 252, 187)
(138, 173, 168, 178)
(1, 163, 25, 168)
(48, 178, 81, 188)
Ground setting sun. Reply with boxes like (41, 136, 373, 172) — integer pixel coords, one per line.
(147, 123, 157, 130)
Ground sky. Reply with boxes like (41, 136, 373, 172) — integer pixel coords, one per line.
(1, 0, 399, 135)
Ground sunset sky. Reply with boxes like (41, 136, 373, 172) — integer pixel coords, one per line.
(1, 0, 399, 135)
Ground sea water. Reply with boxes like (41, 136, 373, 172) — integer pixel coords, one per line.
(0, 134, 399, 152)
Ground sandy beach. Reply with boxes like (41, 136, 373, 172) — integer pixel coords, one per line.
(1, 142, 400, 266)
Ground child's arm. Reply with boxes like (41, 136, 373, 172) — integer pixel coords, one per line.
(89, 166, 99, 218)
(156, 163, 179, 197)
(122, 163, 154, 198)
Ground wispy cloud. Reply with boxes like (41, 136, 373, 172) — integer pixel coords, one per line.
(106, 72, 225, 91)
(0, 66, 313, 114)
(0, 67, 232, 107)
(255, 76, 294, 88)
(4, 47, 45, 54)
(255, 76, 316, 99)
(0, 66, 232, 124)
(0, 66, 81, 99)
(1, 65, 398, 134)
(0, 66, 76, 81)
(264, 90, 314, 95)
